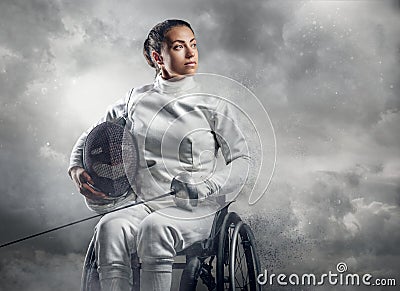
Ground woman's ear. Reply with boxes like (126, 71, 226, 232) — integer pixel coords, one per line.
(152, 51, 163, 66)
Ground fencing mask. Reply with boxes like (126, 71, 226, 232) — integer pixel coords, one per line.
(83, 118, 139, 198)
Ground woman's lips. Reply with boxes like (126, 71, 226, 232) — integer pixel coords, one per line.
(184, 62, 196, 66)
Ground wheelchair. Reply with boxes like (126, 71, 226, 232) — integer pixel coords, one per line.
(81, 202, 261, 291)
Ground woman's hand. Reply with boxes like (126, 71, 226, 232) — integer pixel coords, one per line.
(69, 166, 109, 201)
(170, 172, 199, 211)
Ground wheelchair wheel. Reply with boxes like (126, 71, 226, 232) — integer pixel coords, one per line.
(217, 212, 261, 291)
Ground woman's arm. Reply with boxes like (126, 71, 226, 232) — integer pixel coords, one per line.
(171, 99, 251, 209)
(68, 89, 134, 208)
(68, 89, 134, 176)
(204, 99, 251, 198)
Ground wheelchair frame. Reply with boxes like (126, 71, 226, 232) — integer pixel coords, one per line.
(81, 204, 261, 291)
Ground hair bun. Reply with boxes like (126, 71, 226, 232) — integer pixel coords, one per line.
(143, 37, 155, 68)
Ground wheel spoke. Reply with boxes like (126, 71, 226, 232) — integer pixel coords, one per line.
(217, 213, 261, 291)
(235, 235, 248, 286)
(232, 223, 260, 291)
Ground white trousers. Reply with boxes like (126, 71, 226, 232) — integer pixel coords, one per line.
(94, 203, 218, 290)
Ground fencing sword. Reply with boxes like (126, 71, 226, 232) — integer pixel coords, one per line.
(0, 191, 174, 249)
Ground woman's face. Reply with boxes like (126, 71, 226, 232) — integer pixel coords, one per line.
(154, 25, 198, 79)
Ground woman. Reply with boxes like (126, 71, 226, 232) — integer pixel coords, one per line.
(69, 19, 250, 291)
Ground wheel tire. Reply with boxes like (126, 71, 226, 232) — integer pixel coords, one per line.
(230, 222, 261, 291)
(216, 212, 261, 291)
(216, 212, 241, 290)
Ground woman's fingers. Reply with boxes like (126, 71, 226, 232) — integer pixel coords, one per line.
(81, 183, 109, 201)
(71, 167, 90, 186)
(82, 171, 94, 185)
(175, 188, 189, 199)
(71, 167, 111, 203)
(173, 190, 193, 211)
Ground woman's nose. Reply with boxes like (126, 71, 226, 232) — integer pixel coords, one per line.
(186, 47, 195, 58)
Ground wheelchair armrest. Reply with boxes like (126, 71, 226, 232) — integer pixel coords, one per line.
(177, 202, 233, 258)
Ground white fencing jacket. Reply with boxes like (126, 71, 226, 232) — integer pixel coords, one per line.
(69, 75, 250, 213)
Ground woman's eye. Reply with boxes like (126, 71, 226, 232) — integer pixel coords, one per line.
(174, 45, 183, 50)
(191, 43, 197, 48)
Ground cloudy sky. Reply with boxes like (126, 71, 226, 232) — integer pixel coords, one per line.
(0, 0, 399, 290)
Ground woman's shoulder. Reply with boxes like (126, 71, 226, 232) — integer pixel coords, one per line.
(124, 82, 157, 106)
(130, 82, 156, 95)
(106, 81, 155, 110)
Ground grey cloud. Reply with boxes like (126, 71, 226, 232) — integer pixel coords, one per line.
(242, 155, 400, 282)
(302, 169, 398, 272)
(0, 249, 83, 291)
(0, 0, 65, 57)
(195, 1, 294, 56)
(281, 5, 399, 121)
(372, 109, 400, 148)
(0, 0, 65, 108)
(190, 1, 302, 89)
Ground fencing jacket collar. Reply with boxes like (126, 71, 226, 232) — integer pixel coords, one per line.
(154, 74, 196, 94)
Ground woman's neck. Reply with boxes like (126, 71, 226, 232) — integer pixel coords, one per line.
(155, 74, 196, 94)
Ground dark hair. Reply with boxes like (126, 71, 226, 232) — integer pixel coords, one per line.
(143, 19, 194, 76)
